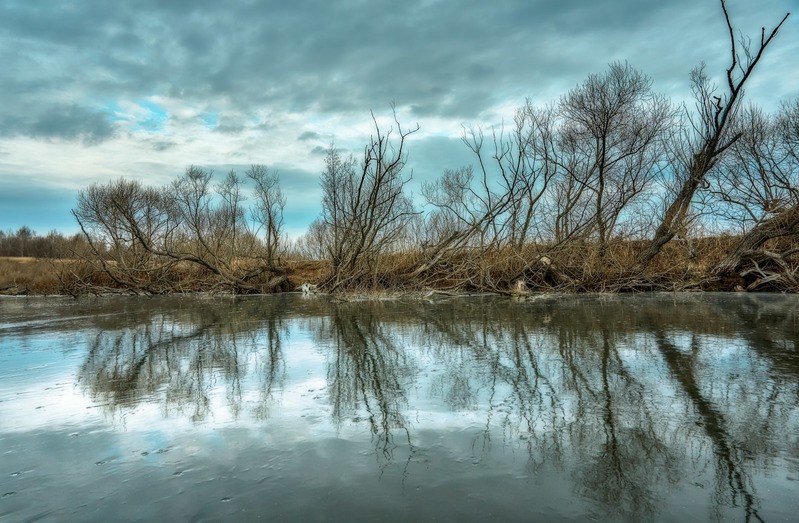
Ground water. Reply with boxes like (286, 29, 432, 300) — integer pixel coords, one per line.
(1, 293, 797, 522)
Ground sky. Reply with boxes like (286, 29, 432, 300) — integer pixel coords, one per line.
(1, 0, 797, 238)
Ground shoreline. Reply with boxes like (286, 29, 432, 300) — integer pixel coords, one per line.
(0, 252, 790, 297)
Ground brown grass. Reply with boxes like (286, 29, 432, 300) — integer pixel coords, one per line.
(0, 257, 64, 295)
(0, 256, 333, 296)
(0, 234, 786, 295)
(284, 259, 329, 289)
(316, 235, 745, 294)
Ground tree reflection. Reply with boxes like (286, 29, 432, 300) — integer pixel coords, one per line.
(74, 293, 799, 520)
(78, 297, 289, 423)
(650, 330, 763, 522)
(416, 298, 679, 517)
(403, 295, 797, 520)
(317, 302, 417, 463)
(570, 327, 676, 519)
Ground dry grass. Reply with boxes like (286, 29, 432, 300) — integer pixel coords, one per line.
(0, 257, 64, 294)
(0, 234, 785, 295)
(284, 259, 329, 289)
(345, 235, 744, 294)
(0, 256, 333, 296)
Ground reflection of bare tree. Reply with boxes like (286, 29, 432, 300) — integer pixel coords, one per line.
(524, 305, 673, 516)
(650, 330, 763, 522)
(731, 295, 799, 381)
(661, 295, 799, 522)
(72, 293, 799, 520)
(408, 294, 797, 520)
(406, 297, 677, 518)
(79, 297, 288, 422)
(317, 303, 417, 461)
(253, 313, 286, 421)
(573, 327, 676, 518)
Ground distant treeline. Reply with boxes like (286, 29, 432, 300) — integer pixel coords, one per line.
(0, 227, 92, 259)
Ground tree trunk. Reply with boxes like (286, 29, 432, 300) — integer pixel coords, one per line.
(714, 205, 799, 275)
(632, 169, 702, 273)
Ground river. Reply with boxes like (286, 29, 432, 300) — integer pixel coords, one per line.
(1, 293, 797, 521)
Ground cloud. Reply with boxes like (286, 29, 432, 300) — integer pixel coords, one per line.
(2, 1, 795, 135)
(150, 140, 177, 152)
(298, 131, 321, 141)
(0, 104, 116, 145)
(0, 0, 796, 233)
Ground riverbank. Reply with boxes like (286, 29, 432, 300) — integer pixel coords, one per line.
(0, 241, 776, 297)
(0, 257, 330, 297)
(0, 257, 60, 296)
(2, 231, 796, 296)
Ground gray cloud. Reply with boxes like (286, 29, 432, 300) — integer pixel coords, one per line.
(298, 131, 321, 141)
(150, 140, 177, 152)
(0, 104, 116, 145)
(3, 0, 794, 142)
(214, 123, 247, 134)
(1, 0, 796, 233)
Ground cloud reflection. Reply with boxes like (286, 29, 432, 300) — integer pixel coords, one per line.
(2, 293, 798, 519)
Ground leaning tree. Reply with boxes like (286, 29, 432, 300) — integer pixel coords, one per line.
(633, 0, 790, 273)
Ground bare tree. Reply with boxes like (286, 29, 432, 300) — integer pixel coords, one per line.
(413, 104, 562, 288)
(73, 178, 172, 293)
(708, 105, 795, 229)
(295, 218, 329, 261)
(246, 164, 286, 265)
(319, 109, 420, 291)
(413, 64, 672, 292)
(713, 101, 799, 289)
(416, 164, 509, 289)
(556, 62, 673, 256)
(72, 166, 288, 294)
(633, 0, 789, 272)
(16, 226, 33, 257)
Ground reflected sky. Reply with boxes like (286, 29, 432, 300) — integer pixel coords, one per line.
(1, 293, 798, 521)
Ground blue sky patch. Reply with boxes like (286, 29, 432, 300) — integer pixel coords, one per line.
(200, 112, 218, 129)
(135, 100, 168, 133)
